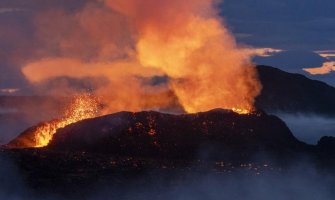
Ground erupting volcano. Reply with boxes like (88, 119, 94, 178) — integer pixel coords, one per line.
(0, 0, 294, 197)
(5, 0, 264, 150)
(2, 0, 335, 199)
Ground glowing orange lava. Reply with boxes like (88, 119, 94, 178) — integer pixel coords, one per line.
(33, 94, 99, 147)
(232, 107, 252, 115)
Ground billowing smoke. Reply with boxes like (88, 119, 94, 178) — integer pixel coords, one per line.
(22, 0, 261, 114)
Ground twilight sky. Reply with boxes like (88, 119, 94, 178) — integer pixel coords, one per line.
(0, 0, 335, 95)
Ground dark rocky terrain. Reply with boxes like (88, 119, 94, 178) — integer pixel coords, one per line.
(47, 110, 308, 159)
(7, 109, 308, 159)
(2, 109, 335, 197)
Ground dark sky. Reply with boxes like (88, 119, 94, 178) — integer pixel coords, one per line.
(0, 0, 335, 94)
(221, 0, 335, 86)
(222, 0, 335, 50)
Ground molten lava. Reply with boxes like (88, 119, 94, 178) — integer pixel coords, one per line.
(232, 107, 251, 115)
(33, 94, 99, 147)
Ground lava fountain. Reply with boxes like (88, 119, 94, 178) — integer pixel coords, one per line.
(7, 94, 99, 148)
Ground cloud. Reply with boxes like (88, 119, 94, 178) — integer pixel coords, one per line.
(244, 48, 283, 57)
(0, 8, 25, 14)
(20, 0, 262, 114)
(315, 50, 335, 59)
(1, 0, 335, 92)
(304, 61, 335, 75)
(0, 88, 20, 94)
(253, 50, 326, 73)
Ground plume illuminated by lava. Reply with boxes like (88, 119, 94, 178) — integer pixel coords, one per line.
(21, 0, 261, 115)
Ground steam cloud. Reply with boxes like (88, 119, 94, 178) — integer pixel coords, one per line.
(22, 0, 261, 114)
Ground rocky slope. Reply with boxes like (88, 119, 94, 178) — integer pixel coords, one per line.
(6, 109, 308, 161)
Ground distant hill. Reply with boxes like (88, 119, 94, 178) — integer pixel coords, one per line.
(256, 65, 335, 116)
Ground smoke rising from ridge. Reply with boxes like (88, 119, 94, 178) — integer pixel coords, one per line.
(22, 0, 261, 114)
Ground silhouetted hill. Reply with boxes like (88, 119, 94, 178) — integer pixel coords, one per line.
(38, 109, 307, 160)
(256, 65, 335, 116)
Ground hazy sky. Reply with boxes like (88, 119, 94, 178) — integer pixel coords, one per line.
(0, 0, 335, 94)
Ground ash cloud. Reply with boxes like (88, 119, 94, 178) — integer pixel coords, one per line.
(20, 0, 261, 114)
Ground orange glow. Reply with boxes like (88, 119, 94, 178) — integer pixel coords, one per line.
(21, 0, 261, 115)
(107, 0, 261, 113)
(33, 94, 99, 147)
(232, 107, 251, 115)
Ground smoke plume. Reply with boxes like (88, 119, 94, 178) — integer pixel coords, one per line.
(22, 0, 261, 114)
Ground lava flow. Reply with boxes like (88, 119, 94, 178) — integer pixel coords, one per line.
(232, 107, 251, 115)
(7, 94, 99, 148)
(35, 94, 99, 147)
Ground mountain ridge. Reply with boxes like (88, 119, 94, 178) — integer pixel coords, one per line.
(255, 65, 335, 116)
